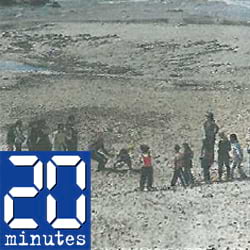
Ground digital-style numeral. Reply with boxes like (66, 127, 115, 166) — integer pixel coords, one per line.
(4, 156, 43, 229)
(4, 155, 86, 230)
(47, 156, 86, 229)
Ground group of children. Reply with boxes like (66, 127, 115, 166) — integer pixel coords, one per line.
(138, 135, 249, 191)
(132, 142, 194, 191)
(138, 112, 250, 191)
(199, 112, 248, 184)
(6, 115, 78, 152)
(93, 111, 249, 191)
(6, 111, 250, 191)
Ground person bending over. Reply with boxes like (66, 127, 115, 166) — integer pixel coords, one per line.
(88, 132, 110, 172)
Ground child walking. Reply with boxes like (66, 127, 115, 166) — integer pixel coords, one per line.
(217, 132, 231, 181)
(230, 133, 247, 180)
(139, 145, 153, 191)
(171, 144, 186, 188)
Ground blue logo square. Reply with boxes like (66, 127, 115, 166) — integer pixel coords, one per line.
(0, 151, 91, 250)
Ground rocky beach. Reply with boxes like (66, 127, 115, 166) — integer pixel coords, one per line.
(1, 0, 250, 249)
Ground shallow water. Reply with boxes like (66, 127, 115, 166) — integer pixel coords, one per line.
(0, 0, 250, 24)
(212, 0, 250, 8)
(73, 0, 250, 8)
(0, 60, 46, 72)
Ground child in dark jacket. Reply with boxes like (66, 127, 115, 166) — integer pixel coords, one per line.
(114, 148, 132, 169)
(183, 143, 194, 185)
(217, 132, 231, 181)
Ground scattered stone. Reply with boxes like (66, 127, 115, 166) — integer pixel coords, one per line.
(1, 32, 11, 38)
(15, 13, 23, 18)
(46, 1, 61, 8)
(207, 246, 216, 250)
(202, 193, 214, 198)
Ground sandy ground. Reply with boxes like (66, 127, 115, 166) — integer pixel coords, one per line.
(1, 1, 250, 249)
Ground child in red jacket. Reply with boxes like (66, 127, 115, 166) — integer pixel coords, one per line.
(140, 144, 153, 191)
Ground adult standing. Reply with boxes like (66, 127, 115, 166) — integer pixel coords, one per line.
(6, 122, 16, 151)
(245, 127, 250, 174)
(36, 120, 52, 151)
(65, 115, 78, 151)
(203, 112, 219, 145)
(52, 124, 66, 151)
(14, 120, 25, 151)
(6, 120, 25, 151)
(65, 124, 78, 151)
(27, 121, 39, 151)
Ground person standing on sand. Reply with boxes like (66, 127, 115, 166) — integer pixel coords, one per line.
(65, 123, 78, 151)
(36, 120, 52, 151)
(217, 132, 231, 182)
(67, 115, 75, 127)
(139, 144, 153, 191)
(27, 121, 39, 151)
(230, 133, 247, 180)
(171, 144, 186, 188)
(6, 120, 25, 151)
(14, 120, 25, 151)
(88, 132, 110, 172)
(245, 128, 250, 172)
(183, 143, 194, 186)
(6, 121, 17, 151)
(203, 112, 219, 156)
(200, 137, 214, 184)
(65, 115, 78, 151)
(52, 123, 66, 151)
